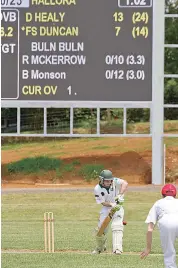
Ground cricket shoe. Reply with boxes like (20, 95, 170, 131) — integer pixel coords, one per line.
(92, 249, 101, 254)
(113, 249, 122, 255)
(92, 247, 106, 254)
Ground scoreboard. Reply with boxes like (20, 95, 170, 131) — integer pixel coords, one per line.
(1, 0, 153, 101)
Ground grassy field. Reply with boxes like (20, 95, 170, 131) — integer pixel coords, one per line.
(2, 118, 178, 135)
(2, 191, 178, 268)
(2, 253, 167, 268)
(2, 137, 178, 152)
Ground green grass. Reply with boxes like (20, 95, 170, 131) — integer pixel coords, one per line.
(2, 191, 178, 267)
(2, 253, 165, 268)
(7, 156, 62, 174)
(127, 122, 150, 134)
(92, 146, 111, 150)
(72, 160, 81, 165)
(62, 163, 75, 172)
(47, 128, 70, 134)
(54, 161, 81, 180)
(1, 139, 68, 150)
(46, 152, 67, 157)
(2, 136, 178, 153)
(78, 164, 104, 181)
(164, 137, 178, 147)
(164, 120, 178, 133)
(4, 155, 107, 182)
(1, 142, 37, 151)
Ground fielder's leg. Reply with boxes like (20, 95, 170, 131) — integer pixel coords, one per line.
(159, 215, 178, 268)
(111, 207, 124, 254)
(93, 212, 109, 254)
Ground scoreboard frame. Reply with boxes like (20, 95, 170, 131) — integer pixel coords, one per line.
(1, 0, 153, 102)
(1, 0, 168, 186)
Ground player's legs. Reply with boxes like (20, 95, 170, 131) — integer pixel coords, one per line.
(159, 215, 178, 268)
(92, 212, 109, 254)
(111, 207, 124, 254)
(98, 212, 110, 234)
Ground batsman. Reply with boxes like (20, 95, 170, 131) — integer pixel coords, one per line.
(92, 169, 128, 254)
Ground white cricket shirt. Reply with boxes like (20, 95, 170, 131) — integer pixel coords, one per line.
(94, 178, 124, 205)
(145, 196, 178, 225)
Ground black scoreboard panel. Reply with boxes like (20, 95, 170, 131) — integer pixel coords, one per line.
(1, 0, 153, 101)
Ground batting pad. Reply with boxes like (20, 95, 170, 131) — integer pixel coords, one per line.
(112, 229, 123, 253)
(111, 218, 123, 253)
(95, 235, 107, 252)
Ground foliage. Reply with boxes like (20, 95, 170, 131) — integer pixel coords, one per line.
(165, 79, 178, 104)
(72, 160, 81, 165)
(62, 163, 75, 172)
(7, 156, 62, 174)
(78, 164, 104, 181)
(127, 109, 150, 123)
(164, 0, 178, 119)
(165, 0, 178, 14)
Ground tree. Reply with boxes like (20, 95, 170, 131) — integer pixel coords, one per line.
(164, 0, 178, 111)
(165, 79, 178, 104)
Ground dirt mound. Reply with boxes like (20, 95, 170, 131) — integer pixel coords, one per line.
(59, 152, 151, 184)
(116, 151, 151, 184)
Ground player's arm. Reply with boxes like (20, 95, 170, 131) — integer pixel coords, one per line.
(119, 179, 128, 195)
(146, 222, 155, 250)
(101, 202, 116, 207)
(140, 222, 155, 258)
(140, 203, 157, 259)
(115, 178, 128, 203)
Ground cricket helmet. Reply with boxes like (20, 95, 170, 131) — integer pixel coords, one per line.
(161, 184, 177, 197)
(99, 170, 114, 182)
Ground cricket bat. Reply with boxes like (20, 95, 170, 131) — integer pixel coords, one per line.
(96, 207, 117, 237)
(96, 202, 127, 237)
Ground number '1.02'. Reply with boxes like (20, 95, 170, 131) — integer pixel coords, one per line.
(118, 0, 152, 7)
(126, 0, 148, 6)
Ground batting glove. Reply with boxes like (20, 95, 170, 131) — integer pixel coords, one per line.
(115, 194, 124, 204)
(112, 204, 121, 213)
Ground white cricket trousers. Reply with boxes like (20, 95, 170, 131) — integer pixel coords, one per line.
(98, 207, 124, 252)
(158, 214, 178, 268)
